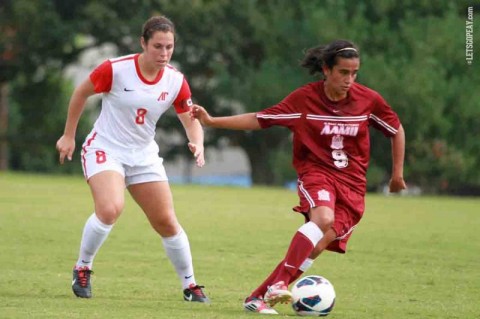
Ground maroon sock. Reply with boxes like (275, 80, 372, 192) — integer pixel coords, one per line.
(250, 260, 284, 298)
(289, 268, 305, 285)
(272, 232, 314, 285)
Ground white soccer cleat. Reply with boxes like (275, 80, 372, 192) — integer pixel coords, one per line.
(243, 296, 279, 314)
(264, 281, 293, 307)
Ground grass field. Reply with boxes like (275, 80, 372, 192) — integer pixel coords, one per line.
(1, 172, 479, 319)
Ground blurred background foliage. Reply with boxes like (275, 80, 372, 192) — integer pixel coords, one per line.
(0, 0, 479, 194)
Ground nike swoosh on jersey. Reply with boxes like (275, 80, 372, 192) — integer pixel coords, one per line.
(124, 88, 134, 92)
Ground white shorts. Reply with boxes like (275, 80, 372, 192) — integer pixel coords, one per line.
(81, 131, 168, 186)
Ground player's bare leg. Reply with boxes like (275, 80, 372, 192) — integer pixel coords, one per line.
(89, 171, 126, 225)
(309, 229, 337, 260)
(72, 171, 125, 298)
(128, 181, 209, 303)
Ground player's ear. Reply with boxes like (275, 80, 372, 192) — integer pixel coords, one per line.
(140, 37, 146, 50)
(322, 65, 330, 77)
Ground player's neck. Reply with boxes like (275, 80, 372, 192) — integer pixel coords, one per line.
(138, 53, 163, 81)
(323, 83, 347, 102)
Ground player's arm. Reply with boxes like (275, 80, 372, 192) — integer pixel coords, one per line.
(178, 111, 205, 167)
(56, 79, 96, 164)
(191, 105, 261, 130)
(389, 124, 407, 192)
(173, 78, 206, 167)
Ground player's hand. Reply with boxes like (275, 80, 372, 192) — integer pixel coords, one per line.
(389, 176, 407, 193)
(188, 142, 205, 167)
(190, 105, 213, 126)
(56, 135, 75, 164)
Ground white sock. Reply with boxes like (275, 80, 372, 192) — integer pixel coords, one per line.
(299, 258, 315, 272)
(162, 228, 196, 289)
(76, 213, 113, 269)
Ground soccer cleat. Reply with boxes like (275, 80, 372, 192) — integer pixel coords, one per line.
(264, 281, 292, 307)
(72, 266, 93, 298)
(183, 284, 210, 303)
(243, 296, 279, 314)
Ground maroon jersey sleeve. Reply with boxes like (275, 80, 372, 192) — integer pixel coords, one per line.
(89, 60, 113, 93)
(369, 93, 401, 137)
(173, 77, 192, 114)
(256, 89, 303, 129)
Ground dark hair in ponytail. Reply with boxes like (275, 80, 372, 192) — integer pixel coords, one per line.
(142, 16, 176, 43)
(301, 40, 359, 76)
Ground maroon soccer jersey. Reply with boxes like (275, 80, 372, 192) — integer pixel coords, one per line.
(256, 81, 401, 194)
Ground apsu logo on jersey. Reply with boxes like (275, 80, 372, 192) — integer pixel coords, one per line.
(317, 189, 331, 201)
(331, 135, 344, 150)
(157, 91, 169, 101)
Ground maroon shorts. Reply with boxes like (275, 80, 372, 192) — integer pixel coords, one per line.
(294, 173, 365, 254)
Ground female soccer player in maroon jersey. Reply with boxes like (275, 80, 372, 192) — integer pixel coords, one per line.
(191, 39, 406, 314)
(56, 16, 209, 302)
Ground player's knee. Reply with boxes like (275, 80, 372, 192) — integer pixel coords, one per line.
(310, 207, 334, 233)
(95, 201, 123, 224)
(323, 216, 334, 230)
(149, 212, 179, 236)
(314, 215, 334, 233)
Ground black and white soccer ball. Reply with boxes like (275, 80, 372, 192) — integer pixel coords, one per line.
(291, 275, 336, 316)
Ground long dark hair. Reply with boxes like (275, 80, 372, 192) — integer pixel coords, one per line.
(301, 40, 359, 76)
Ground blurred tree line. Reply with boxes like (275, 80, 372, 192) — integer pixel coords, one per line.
(1, 0, 479, 194)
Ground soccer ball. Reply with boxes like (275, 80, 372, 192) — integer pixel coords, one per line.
(291, 275, 336, 316)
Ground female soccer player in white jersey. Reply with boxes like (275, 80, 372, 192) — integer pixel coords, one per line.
(56, 16, 209, 302)
(191, 39, 406, 314)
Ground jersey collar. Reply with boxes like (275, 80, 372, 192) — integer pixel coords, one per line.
(134, 53, 165, 85)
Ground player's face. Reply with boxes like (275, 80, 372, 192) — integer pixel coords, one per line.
(323, 57, 360, 98)
(142, 31, 175, 69)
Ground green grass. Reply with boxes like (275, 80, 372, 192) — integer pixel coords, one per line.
(1, 172, 479, 318)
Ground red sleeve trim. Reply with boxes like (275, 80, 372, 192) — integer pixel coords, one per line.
(89, 60, 113, 93)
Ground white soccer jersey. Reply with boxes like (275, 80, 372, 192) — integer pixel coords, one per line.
(90, 54, 189, 150)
